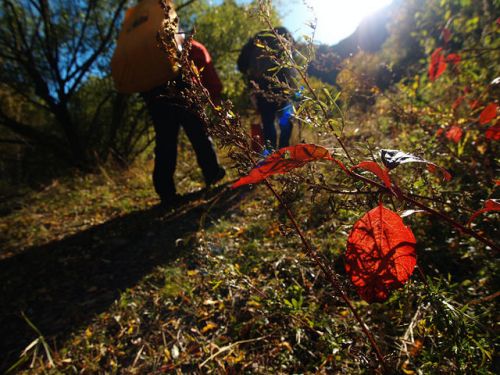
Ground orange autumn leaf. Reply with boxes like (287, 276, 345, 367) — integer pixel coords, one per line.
(201, 322, 218, 334)
(351, 161, 392, 188)
(231, 144, 346, 188)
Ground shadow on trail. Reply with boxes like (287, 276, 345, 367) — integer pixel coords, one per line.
(0, 185, 244, 371)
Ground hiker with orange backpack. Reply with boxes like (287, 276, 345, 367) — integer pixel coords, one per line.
(111, 0, 225, 207)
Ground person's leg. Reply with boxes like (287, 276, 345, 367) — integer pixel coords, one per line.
(278, 102, 293, 148)
(179, 108, 224, 185)
(256, 96, 277, 150)
(144, 96, 181, 201)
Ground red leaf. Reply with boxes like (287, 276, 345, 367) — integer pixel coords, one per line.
(231, 144, 340, 188)
(429, 48, 447, 81)
(485, 124, 500, 141)
(452, 95, 465, 110)
(351, 161, 392, 188)
(427, 164, 452, 182)
(467, 199, 500, 226)
(469, 99, 481, 110)
(445, 53, 461, 66)
(441, 27, 452, 43)
(445, 125, 463, 143)
(345, 205, 417, 303)
(479, 103, 498, 125)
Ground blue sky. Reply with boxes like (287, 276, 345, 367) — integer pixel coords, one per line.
(210, 0, 393, 45)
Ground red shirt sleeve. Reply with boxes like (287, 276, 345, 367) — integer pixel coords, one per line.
(189, 40, 223, 101)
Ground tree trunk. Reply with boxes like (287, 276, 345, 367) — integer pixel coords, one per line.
(53, 103, 89, 168)
(104, 93, 128, 163)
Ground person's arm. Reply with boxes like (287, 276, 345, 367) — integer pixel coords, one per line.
(189, 40, 223, 102)
(200, 61, 223, 103)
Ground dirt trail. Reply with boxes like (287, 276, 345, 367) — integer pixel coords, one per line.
(0, 185, 243, 371)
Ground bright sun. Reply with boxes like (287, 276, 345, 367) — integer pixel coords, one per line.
(287, 0, 393, 45)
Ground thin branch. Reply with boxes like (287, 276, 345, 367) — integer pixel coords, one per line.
(348, 170, 499, 251)
(264, 179, 388, 369)
(176, 0, 198, 12)
(66, 0, 127, 99)
(65, 1, 95, 79)
(199, 336, 268, 368)
(305, 181, 379, 195)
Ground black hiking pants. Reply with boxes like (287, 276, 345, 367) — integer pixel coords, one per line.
(143, 88, 221, 201)
(256, 95, 293, 150)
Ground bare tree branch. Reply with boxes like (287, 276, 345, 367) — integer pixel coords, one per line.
(176, 0, 198, 12)
(65, 0, 127, 99)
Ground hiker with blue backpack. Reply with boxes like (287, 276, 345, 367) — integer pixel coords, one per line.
(237, 27, 299, 153)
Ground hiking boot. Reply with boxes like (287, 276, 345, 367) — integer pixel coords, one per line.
(206, 167, 226, 186)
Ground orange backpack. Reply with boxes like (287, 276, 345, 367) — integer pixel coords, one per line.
(111, 0, 180, 93)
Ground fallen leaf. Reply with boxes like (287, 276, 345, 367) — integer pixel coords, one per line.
(345, 205, 417, 303)
(280, 341, 293, 352)
(409, 338, 424, 357)
(171, 344, 180, 359)
(201, 322, 218, 334)
(85, 327, 93, 338)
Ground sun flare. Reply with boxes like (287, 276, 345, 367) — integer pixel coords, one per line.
(290, 0, 393, 44)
